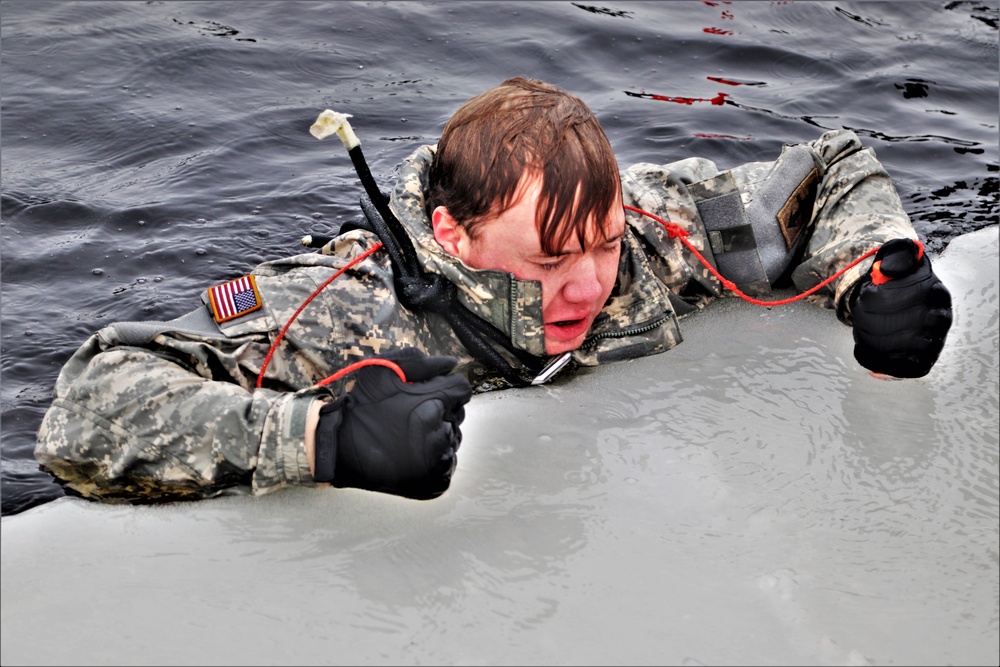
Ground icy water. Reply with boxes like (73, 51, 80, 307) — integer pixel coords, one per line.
(0, 1, 996, 514)
(1, 3, 999, 665)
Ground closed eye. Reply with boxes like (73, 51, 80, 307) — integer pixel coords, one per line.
(602, 235, 624, 254)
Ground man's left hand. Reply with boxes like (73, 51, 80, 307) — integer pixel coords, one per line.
(851, 238, 953, 378)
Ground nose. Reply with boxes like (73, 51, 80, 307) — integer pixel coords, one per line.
(562, 255, 604, 304)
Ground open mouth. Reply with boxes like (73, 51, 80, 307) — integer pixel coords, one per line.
(545, 316, 591, 342)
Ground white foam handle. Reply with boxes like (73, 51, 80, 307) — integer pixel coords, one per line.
(309, 109, 360, 150)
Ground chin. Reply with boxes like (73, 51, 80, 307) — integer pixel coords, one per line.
(544, 336, 585, 356)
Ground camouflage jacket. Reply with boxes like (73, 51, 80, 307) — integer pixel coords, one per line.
(35, 129, 917, 502)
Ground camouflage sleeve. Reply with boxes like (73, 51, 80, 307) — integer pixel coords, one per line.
(34, 325, 322, 503)
(787, 129, 918, 321)
(621, 157, 727, 313)
(623, 130, 918, 321)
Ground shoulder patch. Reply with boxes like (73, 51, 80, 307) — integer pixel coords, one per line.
(208, 274, 263, 324)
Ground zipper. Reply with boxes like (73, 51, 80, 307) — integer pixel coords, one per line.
(508, 273, 518, 339)
(580, 313, 670, 351)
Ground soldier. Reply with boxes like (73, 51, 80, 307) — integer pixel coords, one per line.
(35, 77, 953, 504)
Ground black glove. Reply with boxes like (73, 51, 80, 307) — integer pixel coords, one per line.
(314, 348, 472, 500)
(850, 238, 952, 378)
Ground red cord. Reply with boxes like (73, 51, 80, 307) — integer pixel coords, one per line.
(623, 204, 879, 306)
(314, 357, 407, 386)
(255, 242, 407, 389)
(258, 205, 879, 390)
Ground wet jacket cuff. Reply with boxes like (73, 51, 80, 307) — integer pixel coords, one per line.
(252, 392, 319, 494)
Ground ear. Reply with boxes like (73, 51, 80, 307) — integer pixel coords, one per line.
(431, 205, 468, 258)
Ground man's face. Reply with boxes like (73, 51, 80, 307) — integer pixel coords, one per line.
(437, 176, 625, 355)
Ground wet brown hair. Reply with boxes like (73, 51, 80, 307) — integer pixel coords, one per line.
(426, 77, 622, 256)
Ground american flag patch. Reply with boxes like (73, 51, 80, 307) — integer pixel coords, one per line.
(208, 275, 263, 324)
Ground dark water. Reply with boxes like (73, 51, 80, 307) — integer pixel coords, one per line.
(1, 0, 997, 516)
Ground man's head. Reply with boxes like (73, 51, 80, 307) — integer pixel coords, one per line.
(427, 77, 625, 355)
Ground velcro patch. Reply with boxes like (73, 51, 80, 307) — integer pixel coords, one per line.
(776, 167, 818, 250)
(208, 274, 263, 324)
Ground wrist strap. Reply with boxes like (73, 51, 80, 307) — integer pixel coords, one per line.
(314, 399, 346, 483)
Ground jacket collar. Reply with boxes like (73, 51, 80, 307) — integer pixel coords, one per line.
(389, 145, 678, 364)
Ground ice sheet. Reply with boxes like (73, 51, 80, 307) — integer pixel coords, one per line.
(2, 227, 997, 666)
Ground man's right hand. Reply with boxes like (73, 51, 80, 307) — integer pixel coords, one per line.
(314, 348, 472, 500)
